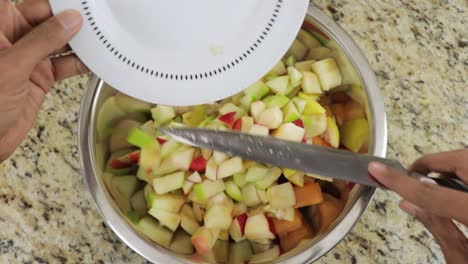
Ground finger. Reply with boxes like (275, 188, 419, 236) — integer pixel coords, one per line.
(16, 0, 53, 26)
(5, 10, 82, 72)
(53, 45, 72, 56)
(0, 32, 11, 50)
(369, 162, 468, 225)
(400, 201, 468, 263)
(409, 149, 468, 182)
(51, 54, 89, 81)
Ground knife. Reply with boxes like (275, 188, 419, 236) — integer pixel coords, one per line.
(160, 127, 468, 192)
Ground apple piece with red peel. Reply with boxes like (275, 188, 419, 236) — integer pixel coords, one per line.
(272, 123, 305, 142)
(219, 111, 237, 126)
(249, 245, 280, 264)
(205, 158, 218, 180)
(190, 156, 207, 173)
(250, 101, 266, 120)
(109, 120, 143, 152)
(228, 240, 253, 264)
(217, 157, 244, 179)
(267, 182, 296, 209)
(229, 213, 248, 242)
(204, 204, 233, 230)
(187, 171, 202, 183)
(232, 118, 242, 131)
(191, 227, 220, 255)
(219, 103, 240, 116)
(257, 107, 283, 129)
(248, 124, 269, 136)
(244, 214, 276, 241)
(156, 137, 168, 145)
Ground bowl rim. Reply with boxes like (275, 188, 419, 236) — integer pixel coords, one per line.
(78, 4, 387, 264)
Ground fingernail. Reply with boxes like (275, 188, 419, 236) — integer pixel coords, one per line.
(57, 10, 83, 30)
(368, 162, 389, 186)
(399, 200, 418, 217)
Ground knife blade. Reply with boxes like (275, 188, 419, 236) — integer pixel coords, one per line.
(160, 127, 404, 188)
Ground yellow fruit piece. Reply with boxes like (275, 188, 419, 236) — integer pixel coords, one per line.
(340, 118, 369, 152)
(324, 117, 340, 148)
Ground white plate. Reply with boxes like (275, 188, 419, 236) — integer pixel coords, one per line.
(50, 0, 309, 105)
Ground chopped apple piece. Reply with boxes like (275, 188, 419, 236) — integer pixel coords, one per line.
(285, 39, 308, 60)
(292, 97, 307, 113)
(233, 172, 248, 188)
(267, 182, 296, 209)
(219, 112, 237, 126)
(311, 58, 342, 91)
(219, 103, 240, 116)
(272, 123, 305, 142)
(225, 181, 243, 202)
(201, 149, 213, 160)
(285, 55, 296, 67)
(213, 151, 229, 164)
(181, 206, 201, 235)
(233, 203, 247, 217)
(127, 127, 158, 149)
(245, 81, 270, 100)
(340, 118, 369, 152)
(241, 183, 261, 207)
(151, 105, 175, 127)
(191, 227, 220, 255)
(250, 101, 266, 120)
(153, 171, 185, 194)
(146, 192, 185, 213)
(263, 94, 290, 108)
(204, 205, 233, 230)
(187, 171, 202, 183)
(244, 214, 276, 240)
(255, 167, 282, 190)
(302, 113, 327, 137)
(302, 99, 326, 115)
(205, 157, 218, 180)
(269, 61, 287, 76)
(264, 205, 295, 221)
(286, 171, 305, 187)
(170, 229, 195, 255)
(212, 240, 230, 263)
(109, 120, 143, 152)
(301, 71, 322, 94)
(305, 172, 333, 182)
(229, 213, 248, 242)
(245, 166, 269, 183)
(182, 105, 206, 126)
(182, 180, 194, 195)
(248, 124, 270, 136)
(295, 60, 316, 72)
(112, 175, 138, 199)
(324, 117, 340, 148)
(256, 188, 268, 204)
(206, 192, 234, 210)
(148, 208, 181, 231)
(137, 216, 173, 248)
(97, 96, 127, 140)
(160, 140, 180, 159)
(130, 190, 147, 217)
(228, 240, 253, 264)
(294, 182, 323, 208)
(281, 101, 300, 123)
(257, 107, 283, 129)
(249, 245, 280, 264)
(287, 66, 303, 88)
(297, 29, 321, 48)
(266, 75, 290, 95)
(193, 179, 225, 202)
(219, 229, 229, 241)
(237, 116, 253, 132)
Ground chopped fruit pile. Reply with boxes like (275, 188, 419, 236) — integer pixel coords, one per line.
(98, 22, 370, 263)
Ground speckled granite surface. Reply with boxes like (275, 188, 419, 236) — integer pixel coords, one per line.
(1, 1, 467, 263)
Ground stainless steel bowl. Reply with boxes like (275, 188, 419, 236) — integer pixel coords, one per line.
(78, 5, 387, 264)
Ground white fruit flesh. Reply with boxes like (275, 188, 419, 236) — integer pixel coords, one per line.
(287, 66, 303, 88)
(281, 101, 300, 123)
(182, 180, 194, 195)
(303, 113, 327, 137)
(213, 151, 229, 164)
(311, 58, 342, 91)
(217, 157, 243, 179)
(266, 75, 290, 95)
(245, 166, 269, 183)
(204, 205, 233, 230)
(146, 193, 184, 213)
(272, 123, 305, 142)
(240, 116, 254, 132)
(248, 124, 270, 136)
(297, 29, 321, 48)
(324, 117, 340, 148)
(267, 182, 296, 209)
(160, 140, 180, 159)
(187, 171, 202, 183)
(269, 61, 287, 76)
(109, 120, 142, 152)
(225, 181, 243, 202)
(244, 214, 275, 240)
(148, 208, 181, 231)
(250, 101, 266, 120)
(255, 167, 282, 190)
(153, 171, 185, 194)
(257, 107, 283, 129)
(241, 183, 261, 207)
(302, 71, 322, 94)
(193, 179, 225, 202)
(151, 105, 175, 126)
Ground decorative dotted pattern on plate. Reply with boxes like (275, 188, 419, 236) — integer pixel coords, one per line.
(80, 0, 283, 81)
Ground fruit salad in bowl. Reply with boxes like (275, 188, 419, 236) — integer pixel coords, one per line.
(79, 6, 386, 264)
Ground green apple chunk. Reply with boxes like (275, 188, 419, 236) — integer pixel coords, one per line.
(219, 103, 241, 116)
(287, 66, 303, 88)
(272, 123, 305, 142)
(249, 245, 280, 264)
(324, 117, 340, 148)
(112, 175, 138, 199)
(181, 205, 201, 235)
(263, 94, 290, 108)
(241, 183, 261, 207)
(311, 58, 342, 91)
(154, 148, 195, 176)
(109, 120, 143, 152)
(114, 92, 153, 113)
(302, 113, 327, 137)
(228, 240, 253, 264)
(191, 226, 220, 255)
(182, 105, 205, 126)
(140, 145, 161, 176)
(244, 214, 275, 240)
(307, 47, 332, 61)
(152, 171, 185, 194)
(160, 140, 181, 159)
(266, 75, 290, 95)
(148, 208, 181, 231)
(217, 158, 243, 181)
(97, 96, 127, 140)
(297, 29, 321, 48)
(257, 107, 283, 129)
(268, 61, 287, 76)
(302, 98, 326, 115)
(292, 97, 307, 114)
(282, 101, 300, 123)
(225, 181, 243, 202)
(250, 101, 266, 120)
(245, 166, 269, 183)
(193, 179, 225, 202)
(267, 182, 296, 209)
(301, 71, 322, 94)
(137, 216, 173, 248)
(285, 39, 308, 60)
(204, 204, 233, 230)
(340, 118, 369, 152)
(170, 229, 195, 255)
(240, 94, 255, 110)
(127, 127, 158, 149)
(245, 81, 270, 100)
(233, 172, 247, 188)
(255, 167, 282, 190)
(146, 192, 185, 213)
(285, 55, 296, 67)
(151, 105, 175, 127)
(130, 190, 147, 217)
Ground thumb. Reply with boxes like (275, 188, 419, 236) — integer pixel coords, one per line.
(6, 10, 82, 71)
(400, 200, 468, 263)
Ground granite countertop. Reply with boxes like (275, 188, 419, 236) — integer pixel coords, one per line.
(1, 1, 467, 263)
